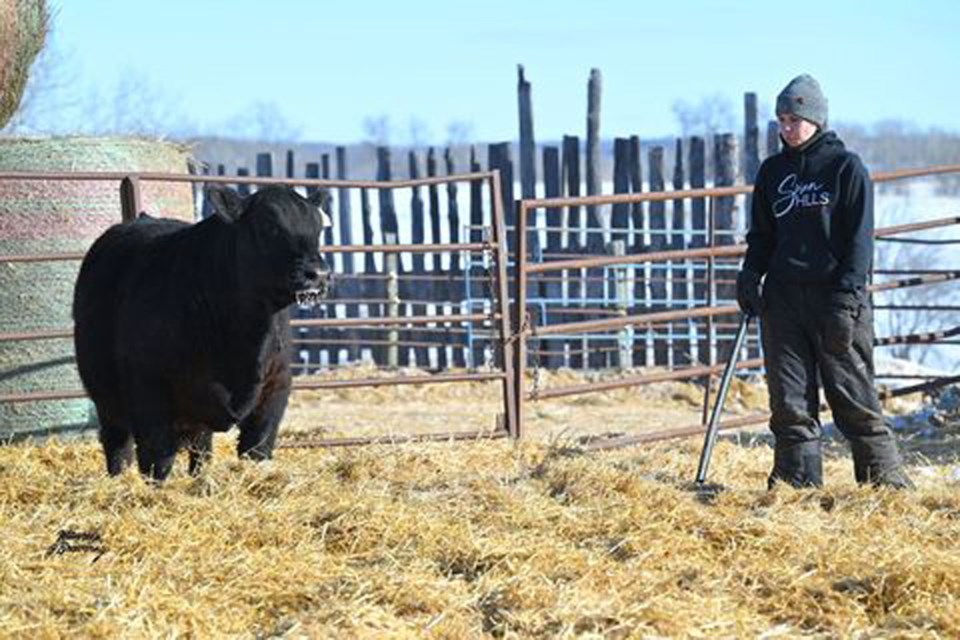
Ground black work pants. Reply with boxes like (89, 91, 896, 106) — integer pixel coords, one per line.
(760, 279, 903, 484)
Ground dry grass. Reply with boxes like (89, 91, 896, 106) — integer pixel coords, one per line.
(2, 418, 959, 637)
(282, 364, 773, 442)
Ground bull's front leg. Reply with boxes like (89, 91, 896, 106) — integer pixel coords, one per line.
(130, 386, 178, 482)
(135, 425, 178, 482)
(96, 405, 134, 476)
(237, 372, 291, 461)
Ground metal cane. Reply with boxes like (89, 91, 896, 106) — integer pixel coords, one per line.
(695, 313, 752, 485)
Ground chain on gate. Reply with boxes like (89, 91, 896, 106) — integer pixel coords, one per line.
(480, 229, 544, 400)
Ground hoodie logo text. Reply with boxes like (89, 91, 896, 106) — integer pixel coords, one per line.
(772, 174, 831, 218)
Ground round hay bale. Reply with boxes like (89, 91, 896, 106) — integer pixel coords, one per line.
(0, 0, 48, 129)
(0, 136, 195, 440)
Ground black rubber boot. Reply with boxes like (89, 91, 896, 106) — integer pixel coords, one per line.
(768, 440, 824, 489)
(850, 438, 914, 490)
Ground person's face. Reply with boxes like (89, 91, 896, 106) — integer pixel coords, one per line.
(778, 113, 819, 148)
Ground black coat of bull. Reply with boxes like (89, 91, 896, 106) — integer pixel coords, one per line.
(72, 186, 332, 481)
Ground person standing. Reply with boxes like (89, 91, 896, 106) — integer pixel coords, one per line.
(737, 74, 912, 489)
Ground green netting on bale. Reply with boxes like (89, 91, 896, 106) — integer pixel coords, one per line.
(0, 136, 195, 440)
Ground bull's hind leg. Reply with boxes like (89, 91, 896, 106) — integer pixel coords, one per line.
(186, 429, 213, 476)
(238, 382, 290, 461)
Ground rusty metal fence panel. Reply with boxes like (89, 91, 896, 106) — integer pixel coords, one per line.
(0, 170, 518, 445)
(511, 164, 960, 443)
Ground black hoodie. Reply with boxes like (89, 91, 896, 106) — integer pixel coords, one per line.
(742, 130, 873, 294)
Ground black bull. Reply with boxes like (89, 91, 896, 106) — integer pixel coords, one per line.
(73, 185, 332, 481)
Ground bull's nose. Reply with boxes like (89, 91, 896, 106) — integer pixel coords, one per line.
(301, 267, 332, 293)
(302, 266, 329, 282)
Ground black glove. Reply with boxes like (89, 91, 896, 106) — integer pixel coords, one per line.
(822, 290, 862, 355)
(736, 269, 764, 316)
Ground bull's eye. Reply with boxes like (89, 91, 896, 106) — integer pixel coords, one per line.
(264, 220, 282, 237)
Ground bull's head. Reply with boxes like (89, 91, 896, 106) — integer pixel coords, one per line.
(205, 185, 333, 308)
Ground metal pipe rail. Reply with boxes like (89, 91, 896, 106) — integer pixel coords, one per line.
(582, 373, 960, 451)
(525, 215, 960, 276)
(325, 242, 489, 254)
(292, 312, 496, 329)
(875, 325, 960, 346)
(293, 371, 505, 391)
(276, 428, 509, 450)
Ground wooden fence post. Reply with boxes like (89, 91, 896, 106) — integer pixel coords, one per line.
(468, 146, 487, 369)
(585, 71, 605, 368)
(320, 153, 340, 366)
(671, 137, 693, 367)
(360, 186, 382, 364)
(302, 158, 323, 370)
(561, 135, 583, 368)
(540, 145, 563, 368)
(119, 176, 141, 222)
(612, 138, 630, 245)
(628, 135, 646, 367)
(585, 68, 602, 230)
(518, 64, 539, 262)
(713, 132, 738, 365)
(408, 151, 429, 368)
(689, 136, 707, 365)
(767, 120, 781, 158)
(256, 152, 272, 190)
(426, 148, 447, 370)
(713, 134, 737, 241)
(336, 146, 360, 364)
(445, 147, 466, 368)
(385, 233, 400, 369)
(376, 147, 402, 367)
(487, 142, 514, 251)
(469, 145, 484, 245)
(285, 149, 295, 181)
(648, 145, 668, 366)
(236, 167, 251, 196)
(612, 240, 631, 370)
(335, 147, 353, 266)
(744, 93, 760, 185)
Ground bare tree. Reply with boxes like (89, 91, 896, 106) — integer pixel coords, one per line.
(362, 114, 391, 146)
(407, 116, 430, 148)
(446, 120, 474, 146)
(223, 101, 302, 142)
(672, 93, 736, 138)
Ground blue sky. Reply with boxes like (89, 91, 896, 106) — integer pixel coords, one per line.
(16, 0, 960, 142)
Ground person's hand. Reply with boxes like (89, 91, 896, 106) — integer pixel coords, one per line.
(736, 269, 764, 316)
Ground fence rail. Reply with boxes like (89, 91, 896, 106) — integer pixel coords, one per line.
(2, 160, 959, 448)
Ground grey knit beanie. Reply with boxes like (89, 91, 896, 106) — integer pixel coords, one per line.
(776, 74, 828, 129)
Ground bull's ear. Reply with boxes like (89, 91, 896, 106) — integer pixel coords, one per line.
(307, 188, 332, 214)
(205, 186, 245, 223)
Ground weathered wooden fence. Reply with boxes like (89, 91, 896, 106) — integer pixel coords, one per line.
(199, 68, 785, 374)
